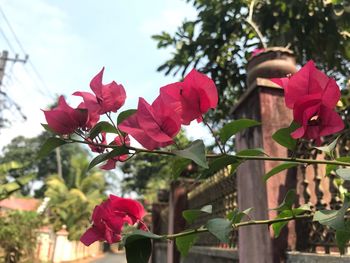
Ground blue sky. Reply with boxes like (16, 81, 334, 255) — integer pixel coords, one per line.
(0, 0, 212, 149)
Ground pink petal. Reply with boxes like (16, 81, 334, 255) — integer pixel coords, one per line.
(99, 81, 126, 113)
(285, 61, 323, 108)
(159, 82, 183, 117)
(100, 159, 117, 170)
(291, 126, 305, 139)
(43, 110, 77, 135)
(319, 106, 345, 136)
(90, 67, 104, 99)
(151, 96, 181, 137)
(136, 98, 174, 143)
(184, 69, 218, 112)
(118, 113, 161, 150)
(109, 195, 145, 220)
(292, 94, 321, 123)
(80, 227, 102, 246)
(73, 91, 101, 114)
(321, 78, 341, 108)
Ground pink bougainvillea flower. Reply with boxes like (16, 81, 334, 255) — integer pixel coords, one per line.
(271, 60, 344, 144)
(271, 60, 340, 109)
(160, 69, 218, 125)
(43, 96, 88, 135)
(100, 135, 130, 170)
(118, 97, 181, 150)
(73, 67, 126, 115)
(80, 194, 147, 246)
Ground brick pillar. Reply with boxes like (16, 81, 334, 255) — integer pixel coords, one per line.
(167, 180, 188, 263)
(232, 47, 297, 263)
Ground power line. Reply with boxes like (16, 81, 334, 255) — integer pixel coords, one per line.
(0, 26, 15, 53)
(0, 6, 26, 55)
(0, 5, 55, 99)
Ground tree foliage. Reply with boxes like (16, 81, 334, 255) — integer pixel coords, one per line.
(153, 0, 350, 125)
(44, 152, 107, 240)
(0, 132, 93, 197)
(0, 211, 41, 263)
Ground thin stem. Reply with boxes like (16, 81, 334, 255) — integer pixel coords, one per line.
(246, 0, 267, 48)
(163, 213, 313, 240)
(106, 112, 125, 144)
(68, 138, 350, 167)
(202, 117, 225, 154)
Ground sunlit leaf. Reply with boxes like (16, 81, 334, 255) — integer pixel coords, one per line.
(176, 233, 198, 257)
(173, 140, 208, 168)
(182, 205, 212, 224)
(219, 119, 260, 145)
(37, 137, 68, 159)
(205, 218, 232, 243)
(263, 162, 298, 181)
(272, 122, 299, 151)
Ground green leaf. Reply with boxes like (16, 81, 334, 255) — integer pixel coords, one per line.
(236, 148, 267, 157)
(41, 123, 57, 134)
(117, 109, 137, 125)
(325, 157, 350, 176)
(313, 194, 350, 230)
(206, 155, 239, 176)
(124, 229, 162, 241)
(227, 207, 253, 224)
(336, 168, 350, 181)
(182, 205, 212, 224)
(263, 162, 298, 182)
(336, 221, 350, 254)
(315, 136, 339, 158)
(176, 233, 198, 257)
(172, 158, 192, 180)
(205, 218, 232, 243)
(271, 189, 296, 211)
(219, 119, 260, 144)
(272, 204, 311, 238)
(88, 121, 118, 139)
(173, 140, 208, 169)
(125, 237, 152, 263)
(37, 137, 68, 159)
(123, 230, 162, 263)
(272, 122, 299, 150)
(88, 147, 129, 170)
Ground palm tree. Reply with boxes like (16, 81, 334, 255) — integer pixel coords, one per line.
(45, 151, 107, 240)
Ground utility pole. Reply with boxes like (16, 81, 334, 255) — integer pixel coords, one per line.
(0, 50, 28, 85)
(0, 50, 28, 128)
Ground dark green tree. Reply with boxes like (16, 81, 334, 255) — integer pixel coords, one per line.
(0, 133, 92, 197)
(153, 0, 350, 125)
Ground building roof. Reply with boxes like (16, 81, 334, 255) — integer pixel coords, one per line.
(0, 197, 41, 211)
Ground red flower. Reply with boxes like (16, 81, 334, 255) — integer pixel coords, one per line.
(271, 61, 344, 144)
(159, 69, 218, 125)
(100, 135, 130, 170)
(80, 195, 147, 246)
(74, 67, 126, 115)
(43, 96, 88, 135)
(118, 97, 181, 150)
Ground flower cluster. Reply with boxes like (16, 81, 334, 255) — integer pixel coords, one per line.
(43, 68, 218, 169)
(44, 68, 126, 133)
(80, 195, 146, 246)
(119, 69, 218, 150)
(271, 61, 344, 145)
